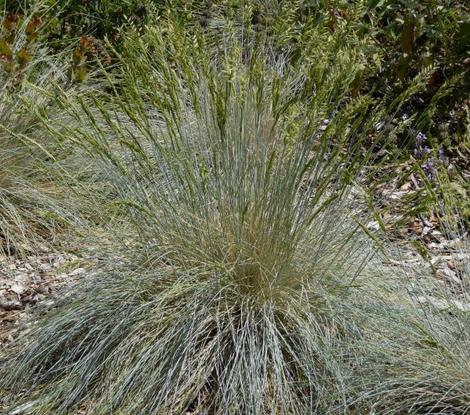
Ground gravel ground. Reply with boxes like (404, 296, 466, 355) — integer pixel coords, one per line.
(0, 251, 86, 348)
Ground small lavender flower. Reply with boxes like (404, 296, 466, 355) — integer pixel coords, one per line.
(438, 148, 447, 161)
(414, 145, 431, 159)
(421, 158, 437, 181)
(437, 147, 450, 167)
(402, 112, 409, 121)
(416, 132, 427, 146)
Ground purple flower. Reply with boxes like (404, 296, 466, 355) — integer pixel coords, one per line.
(414, 145, 431, 159)
(416, 132, 427, 146)
(438, 148, 446, 160)
(421, 158, 437, 181)
(438, 148, 449, 166)
(402, 113, 409, 121)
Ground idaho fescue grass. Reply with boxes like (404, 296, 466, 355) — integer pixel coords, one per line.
(2, 5, 470, 415)
(5, 20, 381, 414)
(0, 6, 73, 256)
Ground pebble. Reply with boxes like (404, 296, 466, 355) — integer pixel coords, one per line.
(9, 284, 25, 295)
(436, 268, 461, 285)
(39, 263, 52, 273)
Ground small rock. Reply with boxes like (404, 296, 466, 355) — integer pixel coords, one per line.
(440, 268, 457, 278)
(399, 181, 413, 191)
(367, 221, 380, 231)
(389, 191, 408, 201)
(422, 226, 432, 235)
(423, 219, 433, 228)
(9, 283, 26, 295)
(417, 295, 470, 312)
(436, 268, 460, 285)
(42, 299, 56, 309)
(39, 263, 52, 273)
(0, 298, 23, 311)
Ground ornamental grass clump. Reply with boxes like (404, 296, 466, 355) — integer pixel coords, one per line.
(0, 6, 71, 255)
(349, 272, 470, 414)
(4, 23, 390, 414)
(348, 209, 470, 414)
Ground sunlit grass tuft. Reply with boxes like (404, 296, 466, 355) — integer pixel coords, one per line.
(348, 200, 470, 414)
(4, 19, 399, 414)
(0, 5, 73, 255)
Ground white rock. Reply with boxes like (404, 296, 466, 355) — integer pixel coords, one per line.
(39, 263, 52, 273)
(422, 226, 432, 235)
(423, 219, 433, 228)
(388, 191, 408, 200)
(9, 283, 25, 295)
(417, 295, 470, 312)
(367, 221, 380, 231)
(431, 230, 443, 238)
(436, 268, 459, 283)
